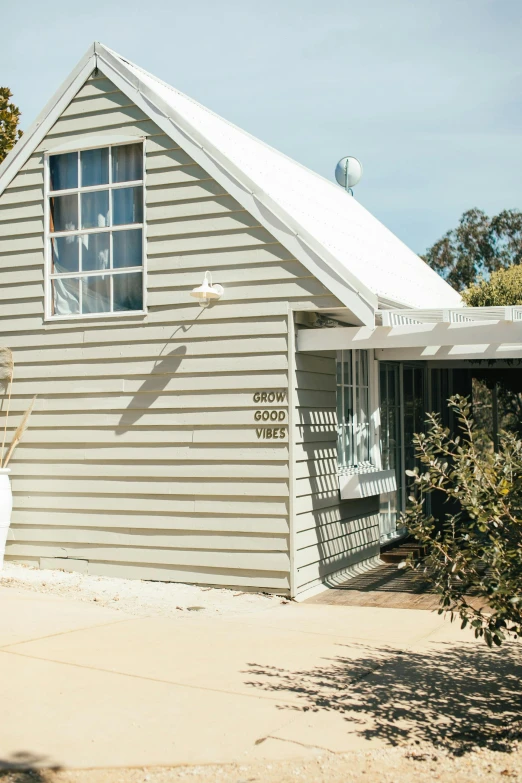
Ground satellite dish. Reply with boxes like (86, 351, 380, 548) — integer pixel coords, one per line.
(335, 156, 363, 194)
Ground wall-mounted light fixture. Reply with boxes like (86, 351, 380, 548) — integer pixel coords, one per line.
(190, 271, 224, 308)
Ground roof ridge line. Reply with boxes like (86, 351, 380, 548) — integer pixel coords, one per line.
(96, 45, 376, 297)
(96, 43, 347, 199)
(0, 42, 461, 316)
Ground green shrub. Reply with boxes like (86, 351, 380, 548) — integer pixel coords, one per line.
(403, 395, 522, 647)
(463, 264, 522, 307)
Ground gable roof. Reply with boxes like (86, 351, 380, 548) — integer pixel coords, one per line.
(0, 43, 461, 325)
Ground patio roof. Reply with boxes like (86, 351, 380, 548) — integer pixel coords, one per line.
(297, 306, 522, 361)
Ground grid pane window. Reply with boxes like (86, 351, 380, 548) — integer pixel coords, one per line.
(81, 233, 110, 272)
(81, 147, 109, 187)
(114, 272, 143, 311)
(82, 275, 111, 314)
(112, 186, 143, 225)
(51, 236, 79, 274)
(52, 278, 80, 315)
(80, 190, 109, 229)
(112, 143, 143, 183)
(49, 152, 78, 191)
(50, 194, 78, 232)
(47, 143, 144, 318)
(336, 350, 371, 469)
(113, 229, 142, 268)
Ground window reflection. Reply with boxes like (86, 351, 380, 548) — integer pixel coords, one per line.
(81, 147, 109, 187)
(112, 144, 142, 183)
(112, 186, 143, 225)
(81, 233, 110, 272)
(81, 190, 109, 229)
(336, 350, 371, 469)
(82, 275, 111, 314)
(49, 152, 78, 191)
(48, 143, 144, 317)
(50, 194, 78, 232)
(113, 229, 142, 268)
(114, 272, 143, 311)
(52, 236, 79, 274)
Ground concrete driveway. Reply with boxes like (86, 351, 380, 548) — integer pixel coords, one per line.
(0, 586, 518, 769)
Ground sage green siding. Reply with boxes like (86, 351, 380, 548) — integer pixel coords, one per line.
(293, 347, 380, 596)
(0, 71, 342, 592)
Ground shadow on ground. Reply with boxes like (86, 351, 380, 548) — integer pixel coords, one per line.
(0, 752, 60, 782)
(244, 641, 522, 755)
(328, 564, 434, 593)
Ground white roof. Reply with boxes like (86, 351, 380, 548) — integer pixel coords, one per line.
(0, 43, 461, 324)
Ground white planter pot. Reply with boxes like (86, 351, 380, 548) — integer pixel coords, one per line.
(0, 468, 12, 570)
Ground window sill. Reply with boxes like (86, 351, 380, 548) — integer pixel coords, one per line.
(338, 468, 397, 500)
(44, 310, 147, 324)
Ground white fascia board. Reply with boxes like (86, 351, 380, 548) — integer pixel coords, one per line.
(0, 44, 97, 195)
(297, 320, 522, 352)
(94, 45, 377, 326)
(377, 344, 522, 361)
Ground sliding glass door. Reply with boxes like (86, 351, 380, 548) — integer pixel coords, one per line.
(379, 362, 426, 543)
(379, 363, 401, 541)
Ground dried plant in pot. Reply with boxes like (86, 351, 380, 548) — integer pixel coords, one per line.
(0, 347, 36, 568)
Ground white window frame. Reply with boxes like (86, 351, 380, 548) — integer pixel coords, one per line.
(336, 349, 374, 470)
(337, 351, 396, 501)
(44, 139, 147, 321)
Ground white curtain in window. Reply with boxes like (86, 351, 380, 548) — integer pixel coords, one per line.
(337, 349, 371, 469)
(53, 278, 79, 316)
(82, 276, 111, 314)
(112, 144, 142, 183)
(80, 234, 110, 271)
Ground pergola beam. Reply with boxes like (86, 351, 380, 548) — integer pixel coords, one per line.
(376, 345, 522, 361)
(297, 321, 522, 352)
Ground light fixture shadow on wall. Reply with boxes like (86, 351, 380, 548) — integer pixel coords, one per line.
(190, 271, 224, 307)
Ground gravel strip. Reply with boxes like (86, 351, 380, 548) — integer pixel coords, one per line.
(1, 745, 522, 783)
(0, 562, 285, 618)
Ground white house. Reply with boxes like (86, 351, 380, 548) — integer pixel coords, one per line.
(0, 43, 517, 599)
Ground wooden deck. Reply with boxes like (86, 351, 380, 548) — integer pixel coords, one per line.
(306, 564, 443, 610)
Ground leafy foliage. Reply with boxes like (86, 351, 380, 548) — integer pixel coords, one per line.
(0, 87, 23, 164)
(423, 208, 522, 291)
(402, 395, 522, 647)
(462, 263, 522, 307)
(472, 370, 522, 441)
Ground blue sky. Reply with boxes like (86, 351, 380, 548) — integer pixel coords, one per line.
(2, 0, 521, 255)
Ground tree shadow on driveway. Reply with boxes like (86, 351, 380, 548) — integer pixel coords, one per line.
(0, 751, 60, 782)
(244, 640, 522, 756)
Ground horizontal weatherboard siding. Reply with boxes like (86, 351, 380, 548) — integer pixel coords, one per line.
(0, 71, 339, 593)
(293, 346, 380, 596)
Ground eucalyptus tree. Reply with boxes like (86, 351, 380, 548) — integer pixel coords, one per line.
(423, 208, 522, 291)
(0, 88, 23, 164)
